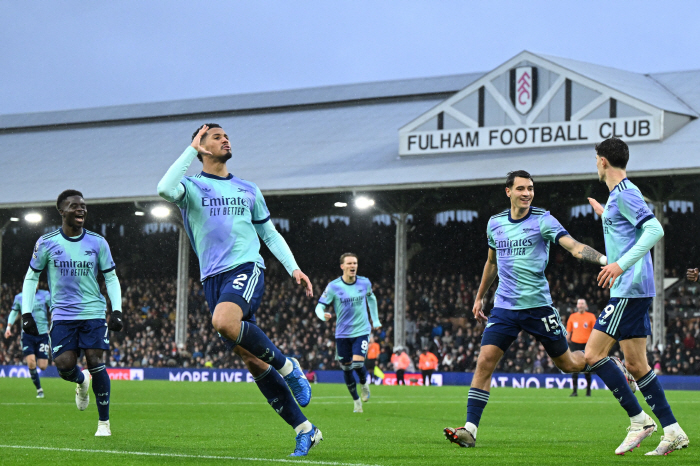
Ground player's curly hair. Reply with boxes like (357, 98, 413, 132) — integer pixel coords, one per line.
(191, 123, 222, 162)
(595, 137, 629, 169)
(56, 189, 84, 210)
(505, 170, 533, 188)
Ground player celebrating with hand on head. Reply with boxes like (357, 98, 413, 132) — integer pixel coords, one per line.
(22, 190, 123, 436)
(444, 170, 630, 449)
(315, 253, 381, 413)
(157, 124, 320, 457)
(5, 286, 51, 398)
(585, 138, 688, 456)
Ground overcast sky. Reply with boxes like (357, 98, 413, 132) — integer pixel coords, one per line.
(2, 0, 699, 115)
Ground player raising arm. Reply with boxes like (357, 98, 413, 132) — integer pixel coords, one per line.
(585, 138, 688, 456)
(315, 253, 381, 413)
(157, 124, 321, 457)
(445, 170, 630, 449)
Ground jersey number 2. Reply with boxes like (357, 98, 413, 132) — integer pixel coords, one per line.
(232, 274, 248, 290)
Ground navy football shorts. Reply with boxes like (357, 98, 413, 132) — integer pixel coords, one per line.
(336, 334, 370, 365)
(203, 262, 265, 349)
(22, 332, 50, 359)
(481, 305, 569, 358)
(593, 297, 652, 341)
(49, 319, 110, 359)
(203, 262, 265, 324)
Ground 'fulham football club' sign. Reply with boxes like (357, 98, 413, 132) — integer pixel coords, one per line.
(511, 67, 537, 114)
(398, 52, 678, 157)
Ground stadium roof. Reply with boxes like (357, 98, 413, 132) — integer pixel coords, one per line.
(1, 51, 698, 207)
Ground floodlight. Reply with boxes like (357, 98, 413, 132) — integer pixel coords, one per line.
(354, 197, 375, 209)
(135, 211, 145, 216)
(25, 213, 42, 223)
(334, 202, 348, 207)
(10, 217, 19, 222)
(151, 206, 170, 218)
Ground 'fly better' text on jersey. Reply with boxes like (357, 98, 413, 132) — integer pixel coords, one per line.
(487, 207, 568, 310)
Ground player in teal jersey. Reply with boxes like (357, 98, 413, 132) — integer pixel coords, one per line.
(157, 124, 321, 457)
(5, 287, 51, 397)
(315, 253, 381, 413)
(585, 138, 687, 456)
(21, 190, 123, 437)
(445, 170, 621, 449)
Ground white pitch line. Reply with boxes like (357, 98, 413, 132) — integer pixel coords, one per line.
(2, 399, 700, 407)
(0, 445, 381, 466)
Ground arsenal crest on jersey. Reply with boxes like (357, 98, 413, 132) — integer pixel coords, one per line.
(510, 66, 538, 114)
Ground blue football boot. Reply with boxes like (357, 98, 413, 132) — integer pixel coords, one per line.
(283, 357, 312, 407)
(290, 425, 323, 457)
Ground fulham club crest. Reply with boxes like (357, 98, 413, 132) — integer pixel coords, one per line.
(510, 66, 538, 114)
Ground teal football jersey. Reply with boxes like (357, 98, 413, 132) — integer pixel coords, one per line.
(319, 276, 375, 338)
(487, 207, 568, 309)
(29, 229, 115, 321)
(177, 172, 270, 281)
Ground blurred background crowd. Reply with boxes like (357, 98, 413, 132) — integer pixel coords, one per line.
(1, 204, 699, 375)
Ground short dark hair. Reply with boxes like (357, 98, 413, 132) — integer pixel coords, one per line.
(56, 189, 84, 210)
(191, 123, 222, 162)
(595, 137, 629, 169)
(340, 252, 357, 264)
(506, 170, 533, 188)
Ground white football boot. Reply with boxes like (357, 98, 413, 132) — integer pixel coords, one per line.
(361, 381, 371, 402)
(615, 412, 657, 455)
(75, 369, 91, 411)
(95, 420, 111, 437)
(645, 427, 689, 456)
(353, 398, 363, 413)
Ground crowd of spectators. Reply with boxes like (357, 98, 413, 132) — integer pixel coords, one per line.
(2, 257, 699, 376)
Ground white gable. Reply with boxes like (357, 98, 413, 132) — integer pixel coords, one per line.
(399, 51, 694, 156)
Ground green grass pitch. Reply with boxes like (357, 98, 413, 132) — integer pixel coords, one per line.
(0, 378, 698, 465)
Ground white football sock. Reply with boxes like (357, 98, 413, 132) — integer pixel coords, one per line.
(279, 359, 293, 377)
(294, 421, 313, 434)
(630, 412, 646, 424)
(464, 422, 478, 439)
(663, 422, 681, 436)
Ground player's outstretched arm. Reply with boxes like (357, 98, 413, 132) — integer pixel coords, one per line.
(687, 268, 699, 282)
(4, 310, 18, 338)
(20, 268, 41, 336)
(254, 221, 312, 296)
(558, 235, 607, 265)
(473, 249, 498, 323)
(367, 292, 382, 329)
(157, 126, 212, 203)
(104, 270, 124, 332)
(315, 303, 332, 322)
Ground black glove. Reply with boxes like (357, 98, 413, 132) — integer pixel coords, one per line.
(108, 311, 123, 332)
(22, 314, 40, 336)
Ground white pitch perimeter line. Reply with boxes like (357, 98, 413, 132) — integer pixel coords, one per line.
(0, 445, 381, 466)
(3, 399, 700, 406)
